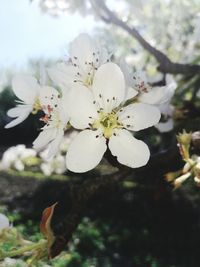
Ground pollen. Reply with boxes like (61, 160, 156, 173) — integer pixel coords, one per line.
(32, 98, 41, 115)
(92, 111, 122, 139)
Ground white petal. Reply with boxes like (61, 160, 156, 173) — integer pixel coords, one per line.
(69, 33, 98, 68)
(33, 127, 57, 151)
(47, 63, 76, 92)
(0, 213, 9, 230)
(158, 103, 173, 116)
(39, 86, 60, 108)
(125, 87, 138, 101)
(66, 84, 98, 129)
(119, 59, 138, 100)
(5, 106, 32, 128)
(118, 103, 161, 131)
(155, 119, 174, 132)
(109, 129, 150, 168)
(12, 75, 40, 104)
(138, 76, 176, 105)
(66, 129, 107, 173)
(92, 62, 125, 112)
(7, 105, 32, 118)
(47, 128, 64, 158)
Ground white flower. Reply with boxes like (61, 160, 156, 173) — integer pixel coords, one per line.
(155, 103, 174, 132)
(40, 154, 66, 176)
(119, 59, 138, 101)
(0, 145, 37, 171)
(0, 213, 9, 230)
(47, 33, 110, 93)
(138, 75, 177, 106)
(5, 75, 42, 128)
(65, 62, 161, 173)
(33, 87, 69, 158)
(121, 60, 177, 105)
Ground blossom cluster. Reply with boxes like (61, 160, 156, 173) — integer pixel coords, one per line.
(0, 132, 78, 175)
(5, 33, 176, 173)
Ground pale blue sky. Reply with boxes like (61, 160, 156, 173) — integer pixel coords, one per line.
(0, 0, 97, 70)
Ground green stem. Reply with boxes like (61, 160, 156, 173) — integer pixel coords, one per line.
(0, 240, 47, 260)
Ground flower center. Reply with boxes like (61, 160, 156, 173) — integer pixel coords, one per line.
(83, 73, 94, 87)
(32, 98, 42, 114)
(93, 111, 122, 138)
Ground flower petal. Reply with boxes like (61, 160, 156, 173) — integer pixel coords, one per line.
(47, 128, 64, 158)
(66, 129, 107, 173)
(118, 103, 161, 131)
(109, 129, 150, 168)
(155, 119, 174, 132)
(120, 59, 138, 101)
(69, 33, 98, 69)
(47, 63, 76, 93)
(12, 75, 40, 104)
(138, 75, 176, 105)
(66, 84, 98, 129)
(33, 127, 58, 151)
(5, 105, 32, 128)
(39, 86, 60, 109)
(92, 62, 125, 112)
(7, 105, 32, 118)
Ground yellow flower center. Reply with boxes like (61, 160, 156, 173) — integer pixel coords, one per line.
(83, 73, 94, 87)
(32, 98, 42, 115)
(93, 111, 122, 138)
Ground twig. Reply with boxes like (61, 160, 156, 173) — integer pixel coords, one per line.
(91, 0, 200, 75)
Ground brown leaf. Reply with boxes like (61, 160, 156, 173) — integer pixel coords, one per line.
(40, 202, 57, 252)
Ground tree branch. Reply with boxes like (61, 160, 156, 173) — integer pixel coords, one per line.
(50, 142, 181, 258)
(91, 0, 200, 75)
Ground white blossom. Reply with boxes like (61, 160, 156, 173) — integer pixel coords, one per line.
(5, 75, 42, 128)
(65, 62, 161, 173)
(0, 145, 36, 171)
(47, 33, 110, 94)
(33, 87, 69, 158)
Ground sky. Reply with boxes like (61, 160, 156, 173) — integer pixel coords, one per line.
(0, 0, 97, 71)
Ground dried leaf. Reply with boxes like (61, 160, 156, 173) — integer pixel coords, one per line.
(40, 202, 57, 251)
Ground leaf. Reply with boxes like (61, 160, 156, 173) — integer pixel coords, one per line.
(40, 202, 57, 252)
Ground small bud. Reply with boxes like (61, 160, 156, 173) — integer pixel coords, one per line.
(174, 172, 191, 189)
(177, 130, 192, 146)
(165, 170, 182, 182)
(177, 130, 192, 160)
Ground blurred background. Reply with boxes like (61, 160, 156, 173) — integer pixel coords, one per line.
(0, 0, 200, 266)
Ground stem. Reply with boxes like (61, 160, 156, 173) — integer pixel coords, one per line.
(0, 240, 47, 260)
